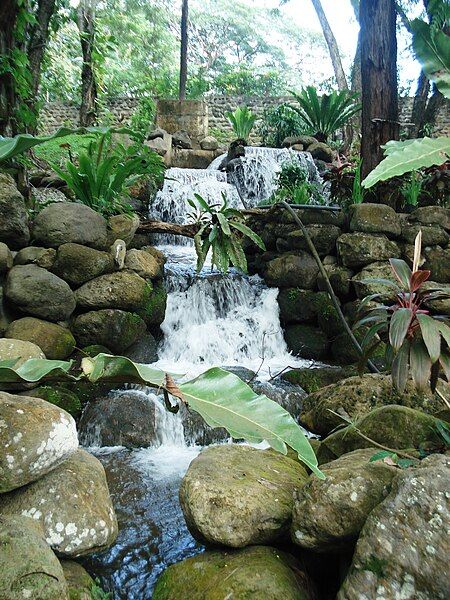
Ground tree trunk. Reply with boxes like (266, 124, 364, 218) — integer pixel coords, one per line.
(179, 0, 188, 101)
(410, 70, 430, 137)
(28, 0, 56, 97)
(421, 85, 445, 135)
(360, 0, 399, 179)
(77, 0, 98, 127)
(311, 0, 348, 90)
(0, 0, 19, 135)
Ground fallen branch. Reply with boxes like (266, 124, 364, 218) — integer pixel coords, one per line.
(137, 219, 200, 238)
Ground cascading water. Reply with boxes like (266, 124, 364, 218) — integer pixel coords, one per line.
(85, 147, 318, 598)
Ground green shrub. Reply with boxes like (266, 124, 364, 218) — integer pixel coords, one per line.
(226, 106, 257, 141)
(257, 103, 305, 148)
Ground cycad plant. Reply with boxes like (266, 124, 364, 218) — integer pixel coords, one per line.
(289, 86, 361, 142)
(188, 193, 265, 273)
(226, 106, 257, 142)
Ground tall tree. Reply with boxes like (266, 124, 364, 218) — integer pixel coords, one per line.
(360, 0, 399, 178)
(77, 0, 98, 126)
(310, 0, 348, 90)
(28, 0, 57, 97)
(0, 0, 19, 135)
(179, 0, 188, 100)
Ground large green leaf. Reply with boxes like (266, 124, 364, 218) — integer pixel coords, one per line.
(411, 18, 450, 99)
(179, 367, 324, 478)
(417, 313, 442, 363)
(392, 340, 410, 393)
(362, 137, 450, 188)
(389, 308, 413, 351)
(81, 353, 168, 387)
(0, 358, 75, 382)
(410, 340, 432, 390)
(0, 126, 135, 163)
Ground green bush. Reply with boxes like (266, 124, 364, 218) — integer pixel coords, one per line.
(257, 103, 305, 148)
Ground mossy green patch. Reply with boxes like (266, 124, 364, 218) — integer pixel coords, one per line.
(25, 386, 82, 418)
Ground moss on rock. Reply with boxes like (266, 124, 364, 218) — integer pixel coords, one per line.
(24, 386, 82, 418)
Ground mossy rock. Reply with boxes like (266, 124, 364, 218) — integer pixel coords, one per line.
(302, 374, 447, 437)
(138, 280, 167, 326)
(153, 546, 315, 600)
(60, 561, 95, 600)
(282, 365, 356, 394)
(74, 271, 151, 312)
(6, 317, 76, 359)
(318, 405, 444, 461)
(314, 291, 346, 338)
(284, 324, 329, 360)
(71, 309, 145, 353)
(277, 288, 318, 324)
(23, 386, 82, 418)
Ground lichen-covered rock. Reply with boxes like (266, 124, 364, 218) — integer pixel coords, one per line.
(124, 248, 164, 280)
(141, 245, 166, 268)
(401, 223, 449, 246)
(0, 392, 78, 492)
(107, 213, 140, 246)
(291, 448, 397, 552)
(281, 365, 356, 394)
(153, 546, 316, 600)
(78, 390, 157, 447)
(32, 203, 108, 249)
(308, 141, 333, 162)
(0, 515, 69, 600)
(200, 136, 219, 151)
(317, 264, 353, 300)
(14, 246, 56, 269)
(179, 445, 308, 548)
(265, 252, 319, 288)
(284, 323, 329, 360)
(424, 246, 450, 284)
(276, 225, 341, 256)
(6, 317, 75, 359)
(314, 291, 345, 337)
(60, 561, 95, 600)
(349, 203, 401, 237)
(318, 405, 443, 461)
(337, 233, 400, 269)
(140, 280, 167, 326)
(301, 374, 446, 436)
(52, 243, 114, 287)
(337, 454, 450, 600)
(5, 265, 76, 322)
(23, 386, 82, 418)
(277, 288, 318, 324)
(0, 449, 118, 557)
(0, 337, 45, 363)
(412, 205, 450, 231)
(0, 173, 30, 249)
(74, 270, 150, 312)
(71, 309, 145, 353)
(352, 261, 398, 302)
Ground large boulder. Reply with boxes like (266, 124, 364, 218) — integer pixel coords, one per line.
(276, 225, 341, 256)
(107, 213, 140, 246)
(0, 338, 46, 391)
(5, 265, 76, 322)
(6, 317, 76, 359)
(337, 233, 400, 269)
(0, 449, 118, 557)
(352, 261, 398, 302)
(60, 561, 95, 600)
(23, 386, 82, 419)
(0, 392, 78, 493)
(401, 223, 449, 246)
(281, 365, 356, 394)
(153, 546, 316, 600)
(78, 390, 158, 448)
(0, 242, 13, 273)
(337, 454, 450, 600)
(200, 136, 219, 151)
(172, 130, 193, 149)
(291, 448, 397, 552)
(0, 173, 30, 249)
(124, 248, 164, 280)
(0, 515, 69, 599)
(264, 252, 319, 288)
(412, 205, 450, 231)
(308, 141, 333, 162)
(277, 288, 318, 324)
(180, 445, 308, 548)
(52, 243, 114, 287)
(318, 405, 443, 461)
(71, 309, 145, 353)
(301, 374, 446, 436)
(349, 203, 401, 237)
(32, 203, 108, 249)
(74, 270, 150, 312)
(423, 246, 450, 283)
(122, 331, 158, 363)
(284, 324, 329, 360)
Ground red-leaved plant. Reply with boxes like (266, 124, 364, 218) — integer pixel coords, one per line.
(355, 232, 450, 392)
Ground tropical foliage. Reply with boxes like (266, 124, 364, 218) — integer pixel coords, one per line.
(257, 103, 305, 148)
(226, 106, 257, 142)
(264, 160, 325, 206)
(188, 193, 265, 273)
(355, 233, 450, 393)
(289, 86, 361, 142)
(0, 353, 323, 478)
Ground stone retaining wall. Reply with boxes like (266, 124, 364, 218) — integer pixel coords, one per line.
(38, 95, 450, 137)
(245, 204, 450, 362)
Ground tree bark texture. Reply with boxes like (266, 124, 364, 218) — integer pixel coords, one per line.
(410, 71, 431, 137)
(0, 0, 19, 135)
(311, 0, 348, 91)
(179, 0, 188, 100)
(77, 0, 98, 127)
(27, 0, 56, 97)
(360, 0, 399, 179)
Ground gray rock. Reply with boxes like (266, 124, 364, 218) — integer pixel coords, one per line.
(124, 248, 164, 279)
(0, 392, 78, 493)
(0, 173, 30, 249)
(179, 445, 308, 548)
(60, 561, 95, 600)
(78, 390, 158, 448)
(71, 309, 145, 353)
(352, 261, 398, 302)
(278, 288, 318, 324)
(284, 324, 329, 360)
(52, 243, 114, 287)
(107, 213, 140, 246)
(0, 515, 69, 599)
(349, 203, 401, 237)
(337, 233, 401, 269)
(145, 136, 171, 156)
(412, 206, 450, 231)
(0, 449, 118, 557)
(423, 246, 450, 283)
(308, 142, 333, 162)
(5, 265, 76, 322)
(6, 317, 76, 360)
(0, 242, 13, 273)
(276, 224, 341, 256)
(337, 454, 450, 600)
(402, 223, 449, 246)
(264, 252, 319, 288)
(172, 130, 193, 149)
(147, 127, 167, 140)
(14, 246, 56, 269)
(74, 270, 150, 312)
(291, 448, 397, 551)
(317, 264, 353, 300)
(200, 135, 219, 151)
(122, 331, 158, 363)
(32, 203, 108, 249)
